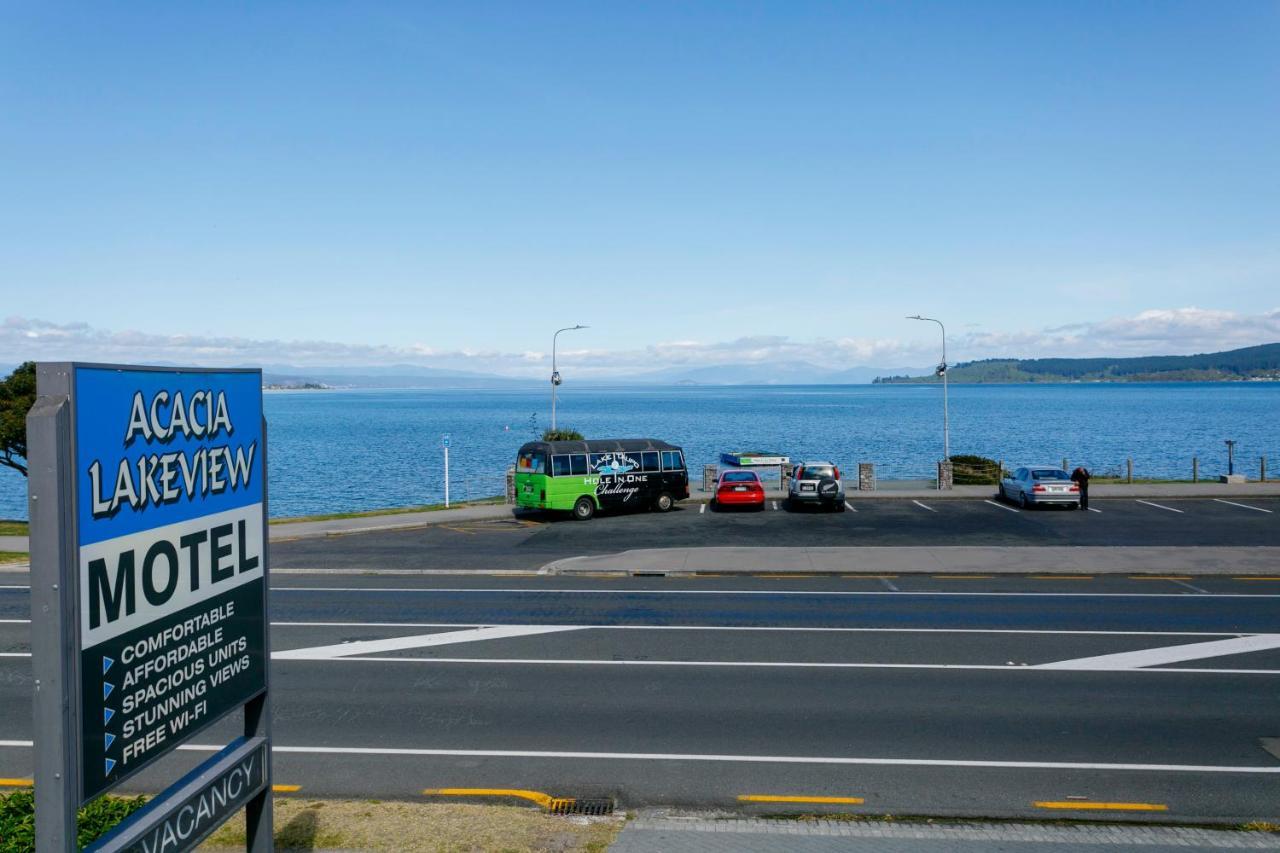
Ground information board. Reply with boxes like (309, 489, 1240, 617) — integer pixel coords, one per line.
(71, 366, 267, 800)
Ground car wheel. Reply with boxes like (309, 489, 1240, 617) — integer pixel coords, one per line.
(1018, 492, 1029, 509)
(998, 484, 1006, 501)
(835, 501, 845, 513)
(572, 496, 596, 521)
(654, 491, 674, 512)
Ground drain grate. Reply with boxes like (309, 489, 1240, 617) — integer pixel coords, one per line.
(548, 797, 615, 816)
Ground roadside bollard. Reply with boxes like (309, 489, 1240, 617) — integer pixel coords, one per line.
(1192, 457, 1198, 483)
(1263, 457, 1268, 483)
(937, 460, 954, 491)
(1127, 458, 1133, 484)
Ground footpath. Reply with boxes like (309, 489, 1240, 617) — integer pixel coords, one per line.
(608, 813, 1280, 852)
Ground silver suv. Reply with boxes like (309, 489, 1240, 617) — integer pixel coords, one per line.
(787, 461, 845, 512)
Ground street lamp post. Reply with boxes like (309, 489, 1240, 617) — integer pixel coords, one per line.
(551, 324, 588, 433)
(907, 315, 949, 462)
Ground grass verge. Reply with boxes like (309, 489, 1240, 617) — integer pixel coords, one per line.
(0, 788, 148, 852)
(0, 552, 28, 566)
(0, 522, 27, 536)
(200, 798, 623, 852)
(269, 497, 506, 525)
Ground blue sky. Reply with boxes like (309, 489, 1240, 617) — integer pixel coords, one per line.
(2, 2, 1278, 375)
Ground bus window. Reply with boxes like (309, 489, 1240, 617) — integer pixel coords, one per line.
(589, 453, 606, 471)
(552, 455, 573, 477)
(662, 450, 684, 471)
(641, 451, 660, 472)
(517, 451, 546, 473)
(570, 454, 588, 475)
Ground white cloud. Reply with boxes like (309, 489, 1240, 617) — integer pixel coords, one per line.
(3, 308, 1277, 378)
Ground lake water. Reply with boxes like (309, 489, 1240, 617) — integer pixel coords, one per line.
(1, 383, 1276, 520)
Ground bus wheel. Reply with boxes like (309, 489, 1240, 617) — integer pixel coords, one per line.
(572, 496, 596, 520)
(654, 492, 674, 512)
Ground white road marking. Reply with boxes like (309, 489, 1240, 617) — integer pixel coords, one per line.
(879, 577, 899, 592)
(275, 587, 1280, 599)
(273, 625, 584, 660)
(912, 500, 937, 513)
(1214, 499, 1273, 514)
(1170, 579, 1209, 594)
(844, 501, 856, 512)
(699, 504, 706, 514)
(1088, 508, 1102, 513)
(1037, 633, 1280, 671)
(984, 500, 1018, 513)
(0, 739, 1273, 774)
(1136, 500, 1183, 514)
(272, 622, 1239, 637)
(288, 656, 1280, 676)
(0, 653, 29, 657)
(771, 501, 779, 510)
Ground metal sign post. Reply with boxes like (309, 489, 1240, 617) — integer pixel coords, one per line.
(442, 434, 451, 507)
(29, 363, 272, 853)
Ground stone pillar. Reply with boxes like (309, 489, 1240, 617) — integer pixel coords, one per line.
(937, 460, 954, 491)
(858, 462, 876, 491)
(506, 465, 516, 504)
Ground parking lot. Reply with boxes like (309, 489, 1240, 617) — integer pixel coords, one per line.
(271, 496, 1280, 573)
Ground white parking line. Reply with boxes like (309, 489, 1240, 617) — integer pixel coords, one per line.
(1213, 499, 1273, 514)
(984, 500, 1019, 513)
(1088, 508, 1102, 513)
(699, 504, 706, 514)
(771, 501, 779, 511)
(844, 501, 857, 512)
(1135, 500, 1183, 514)
(912, 500, 937, 513)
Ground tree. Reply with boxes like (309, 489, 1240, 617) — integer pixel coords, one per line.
(542, 428, 584, 441)
(0, 362, 35, 476)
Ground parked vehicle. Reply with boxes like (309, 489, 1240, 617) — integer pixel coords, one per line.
(787, 460, 845, 511)
(515, 438, 689, 520)
(712, 469, 766, 510)
(999, 466, 1080, 509)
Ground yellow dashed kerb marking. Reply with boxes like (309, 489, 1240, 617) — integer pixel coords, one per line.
(738, 794, 865, 805)
(1035, 801, 1167, 812)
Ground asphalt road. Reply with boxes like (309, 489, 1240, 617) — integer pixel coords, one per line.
(271, 497, 1280, 573)
(2, 572, 1279, 823)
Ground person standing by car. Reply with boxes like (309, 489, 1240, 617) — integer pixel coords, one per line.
(1071, 465, 1091, 511)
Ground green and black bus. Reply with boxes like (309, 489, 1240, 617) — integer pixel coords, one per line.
(515, 438, 689, 520)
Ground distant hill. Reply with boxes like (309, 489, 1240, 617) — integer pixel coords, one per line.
(874, 343, 1280, 384)
(619, 361, 927, 385)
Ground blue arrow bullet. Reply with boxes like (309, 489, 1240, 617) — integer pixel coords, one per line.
(103, 708, 114, 725)
(102, 656, 114, 674)
(103, 682, 114, 700)
(105, 733, 115, 750)
(104, 758, 116, 775)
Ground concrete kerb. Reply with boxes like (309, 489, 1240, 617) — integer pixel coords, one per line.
(540, 546, 1280, 577)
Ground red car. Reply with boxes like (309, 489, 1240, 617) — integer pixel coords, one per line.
(712, 469, 766, 510)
